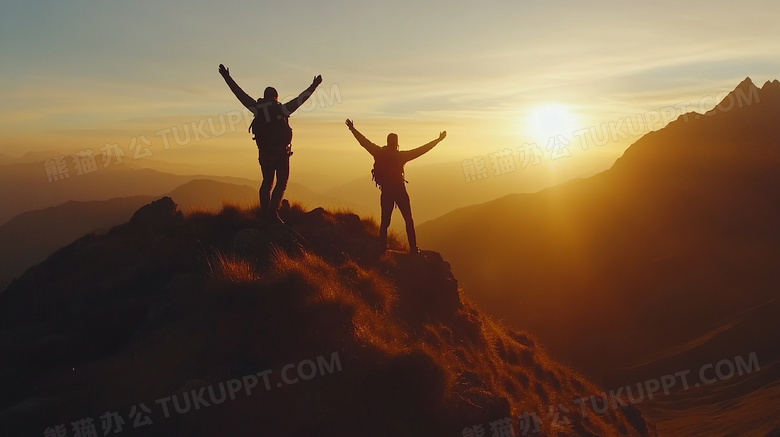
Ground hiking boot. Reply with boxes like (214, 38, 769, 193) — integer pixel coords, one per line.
(409, 246, 421, 255)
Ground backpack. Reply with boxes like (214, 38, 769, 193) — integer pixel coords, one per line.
(371, 148, 407, 188)
(249, 101, 293, 155)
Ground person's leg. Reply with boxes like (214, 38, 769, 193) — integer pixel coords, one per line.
(269, 157, 289, 214)
(259, 160, 275, 212)
(378, 189, 395, 250)
(396, 188, 418, 253)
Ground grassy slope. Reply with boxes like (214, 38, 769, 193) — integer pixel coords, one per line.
(0, 199, 651, 436)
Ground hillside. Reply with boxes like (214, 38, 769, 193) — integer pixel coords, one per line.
(0, 194, 156, 287)
(0, 178, 362, 285)
(0, 178, 257, 285)
(0, 198, 652, 436)
(417, 78, 780, 435)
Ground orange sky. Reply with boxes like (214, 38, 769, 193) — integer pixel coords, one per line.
(1, 1, 779, 187)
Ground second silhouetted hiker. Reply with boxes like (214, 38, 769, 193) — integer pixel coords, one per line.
(219, 64, 322, 224)
(346, 119, 446, 254)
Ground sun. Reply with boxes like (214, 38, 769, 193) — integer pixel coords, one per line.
(525, 104, 579, 145)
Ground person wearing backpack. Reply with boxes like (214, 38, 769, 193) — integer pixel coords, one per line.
(345, 119, 446, 254)
(218, 64, 322, 223)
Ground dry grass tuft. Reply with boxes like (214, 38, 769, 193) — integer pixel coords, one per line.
(182, 205, 217, 218)
(208, 250, 260, 282)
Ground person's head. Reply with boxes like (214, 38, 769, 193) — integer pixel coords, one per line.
(263, 86, 279, 101)
(387, 133, 399, 150)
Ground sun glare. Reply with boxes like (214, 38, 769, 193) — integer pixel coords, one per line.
(525, 104, 579, 145)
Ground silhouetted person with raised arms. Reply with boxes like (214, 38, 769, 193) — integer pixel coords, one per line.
(219, 64, 322, 223)
(346, 119, 446, 254)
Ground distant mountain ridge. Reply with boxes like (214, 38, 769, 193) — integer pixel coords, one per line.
(613, 77, 780, 173)
(418, 77, 780, 436)
(0, 179, 257, 285)
(0, 174, 362, 285)
(0, 162, 258, 225)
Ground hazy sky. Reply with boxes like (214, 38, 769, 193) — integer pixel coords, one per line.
(1, 0, 779, 183)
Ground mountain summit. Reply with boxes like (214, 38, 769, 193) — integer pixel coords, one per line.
(0, 199, 652, 436)
(702, 76, 780, 117)
(613, 76, 780, 176)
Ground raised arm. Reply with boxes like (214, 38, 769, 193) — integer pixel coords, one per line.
(400, 131, 447, 162)
(283, 75, 323, 115)
(345, 119, 381, 156)
(218, 64, 256, 110)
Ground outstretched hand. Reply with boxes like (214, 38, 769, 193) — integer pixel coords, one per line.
(438, 131, 447, 141)
(218, 64, 229, 76)
(312, 75, 323, 87)
(345, 119, 354, 129)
